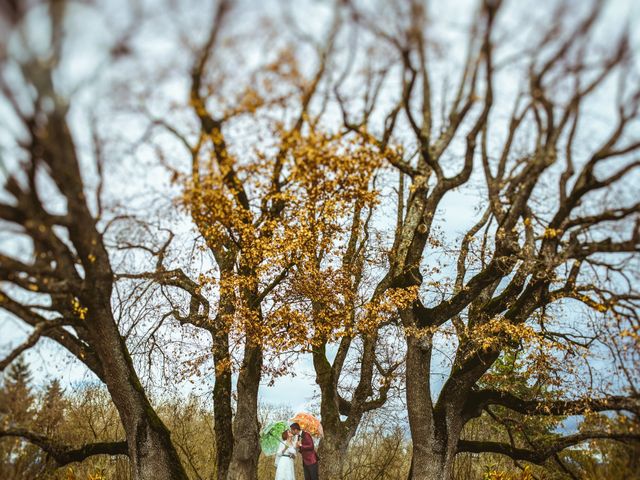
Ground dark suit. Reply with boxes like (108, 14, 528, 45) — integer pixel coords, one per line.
(298, 431, 319, 480)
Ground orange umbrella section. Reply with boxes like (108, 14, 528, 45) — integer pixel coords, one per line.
(290, 412, 324, 438)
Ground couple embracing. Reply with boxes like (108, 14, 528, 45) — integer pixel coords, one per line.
(274, 422, 319, 480)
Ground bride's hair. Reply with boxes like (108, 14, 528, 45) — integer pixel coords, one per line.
(281, 431, 289, 441)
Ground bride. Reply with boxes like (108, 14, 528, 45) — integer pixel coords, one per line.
(274, 430, 297, 480)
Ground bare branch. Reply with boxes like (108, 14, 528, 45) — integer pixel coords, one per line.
(0, 428, 127, 466)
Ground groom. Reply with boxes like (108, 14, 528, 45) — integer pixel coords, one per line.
(290, 422, 319, 480)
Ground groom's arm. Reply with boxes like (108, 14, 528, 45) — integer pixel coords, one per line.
(299, 433, 315, 452)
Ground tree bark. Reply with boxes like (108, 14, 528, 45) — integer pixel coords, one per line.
(405, 335, 437, 480)
(408, 449, 455, 480)
(313, 334, 382, 480)
(86, 305, 189, 480)
(318, 435, 349, 480)
(404, 333, 465, 480)
(211, 331, 234, 480)
(313, 343, 350, 480)
(226, 341, 263, 480)
(6, 90, 193, 478)
(19, 90, 190, 478)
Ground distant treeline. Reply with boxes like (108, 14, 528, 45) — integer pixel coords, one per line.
(1, 358, 637, 480)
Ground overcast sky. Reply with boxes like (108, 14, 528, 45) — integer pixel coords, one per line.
(1, 0, 639, 418)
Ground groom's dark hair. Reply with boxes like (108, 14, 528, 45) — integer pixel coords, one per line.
(290, 422, 301, 430)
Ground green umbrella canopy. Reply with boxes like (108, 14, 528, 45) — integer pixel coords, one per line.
(260, 421, 289, 456)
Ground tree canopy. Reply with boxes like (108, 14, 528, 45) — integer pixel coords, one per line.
(1, 1, 639, 480)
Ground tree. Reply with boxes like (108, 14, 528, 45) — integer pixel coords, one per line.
(36, 379, 67, 440)
(325, 1, 640, 478)
(0, 357, 42, 478)
(0, 2, 186, 478)
(125, 2, 404, 478)
(2, 1, 639, 480)
(561, 414, 640, 479)
(1, 357, 34, 425)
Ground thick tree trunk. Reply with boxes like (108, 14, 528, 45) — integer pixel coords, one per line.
(405, 335, 455, 480)
(407, 429, 461, 480)
(405, 335, 434, 461)
(404, 335, 468, 480)
(211, 332, 234, 480)
(226, 341, 263, 480)
(87, 306, 188, 480)
(317, 434, 349, 480)
(408, 448, 455, 480)
(407, 419, 462, 480)
(313, 342, 350, 480)
(207, 257, 239, 480)
(4, 38, 190, 477)
(312, 333, 381, 479)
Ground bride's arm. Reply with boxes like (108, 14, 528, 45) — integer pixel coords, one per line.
(274, 442, 286, 465)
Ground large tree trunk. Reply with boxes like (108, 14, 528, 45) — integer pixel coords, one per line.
(207, 285, 236, 480)
(87, 305, 188, 480)
(313, 338, 377, 480)
(405, 334, 458, 480)
(52, 117, 190, 479)
(315, 375, 352, 480)
(226, 341, 263, 480)
(313, 341, 351, 480)
(408, 448, 456, 480)
(211, 331, 234, 480)
(317, 433, 349, 480)
(405, 334, 475, 480)
(407, 417, 462, 480)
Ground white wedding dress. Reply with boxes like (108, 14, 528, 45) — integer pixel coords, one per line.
(274, 440, 297, 480)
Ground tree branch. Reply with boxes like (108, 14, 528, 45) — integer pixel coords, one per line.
(467, 389, 640, 417)
(0, 428, 127, 466)
(458, 432, 640, 465)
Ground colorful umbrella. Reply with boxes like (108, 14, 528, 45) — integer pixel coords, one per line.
(290, 412, 323, 438)
(260, 421, 289, 456)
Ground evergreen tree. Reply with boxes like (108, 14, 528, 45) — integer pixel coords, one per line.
(37, 379, 66, 439)
(0, 357, 43, 479)
(2, 357, 34, 425)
